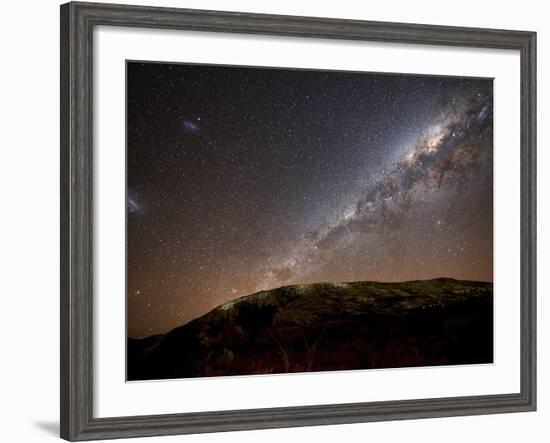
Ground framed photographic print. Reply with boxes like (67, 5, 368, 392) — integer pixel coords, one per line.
(60, 1, 536, 441)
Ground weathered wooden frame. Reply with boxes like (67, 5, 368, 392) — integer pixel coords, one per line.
(60, 2, 536, 440)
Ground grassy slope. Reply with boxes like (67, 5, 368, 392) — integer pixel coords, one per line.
(128, 278, 493, 380)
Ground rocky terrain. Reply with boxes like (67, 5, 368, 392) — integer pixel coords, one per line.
(128, 278, 493, 380)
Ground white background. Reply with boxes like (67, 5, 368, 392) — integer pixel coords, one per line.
(0, 0, 547, 442)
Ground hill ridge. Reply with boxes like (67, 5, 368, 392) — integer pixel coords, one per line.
(128, 278, 493, 380)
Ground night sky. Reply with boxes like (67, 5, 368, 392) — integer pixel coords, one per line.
(127, 61, 493, 338)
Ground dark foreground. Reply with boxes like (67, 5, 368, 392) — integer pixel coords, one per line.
(128, 278, 493, 380)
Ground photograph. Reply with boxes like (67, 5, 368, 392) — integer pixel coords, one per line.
(1, 0, 543, 441)
(126, 62, 494, 381)
(53, 1, 537, 440)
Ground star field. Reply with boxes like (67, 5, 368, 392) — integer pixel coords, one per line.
(127, 62, 493, 338)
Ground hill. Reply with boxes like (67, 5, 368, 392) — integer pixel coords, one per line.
(127, 278, 493, 380)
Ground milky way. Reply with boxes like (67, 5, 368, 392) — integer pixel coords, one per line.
(127, 62, 493, 338)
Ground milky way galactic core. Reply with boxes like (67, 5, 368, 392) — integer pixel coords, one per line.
(127, 62, 493, 338)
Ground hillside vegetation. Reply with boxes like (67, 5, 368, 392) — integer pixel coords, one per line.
(128, 278, 493, 380)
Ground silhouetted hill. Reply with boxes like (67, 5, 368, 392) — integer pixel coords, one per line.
(128, 278, 493, 380)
